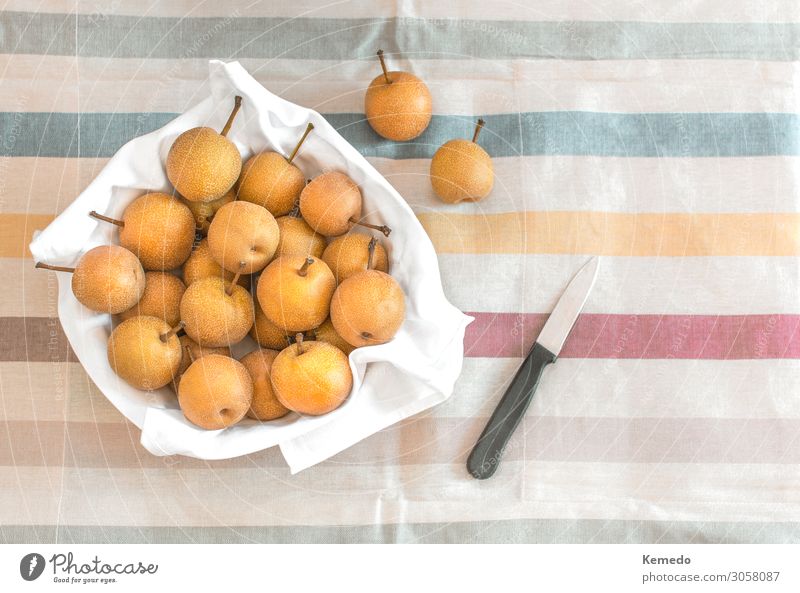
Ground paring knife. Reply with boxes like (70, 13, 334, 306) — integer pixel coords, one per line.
(467, 256, 600, 480)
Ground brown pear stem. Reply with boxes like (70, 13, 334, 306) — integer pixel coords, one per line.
(366, 237, 378, 270)
(160, 321, 185, 343)
(89, 210, 124, 227)
(184, 345, 195, 363)
(288, 200, 300, 218)
(350, 217, 391, 237)
(220, 95, 243, 137)
(298, 257, 314, 277)
(295, 333, 305, 355)
(377, 49, 391, 84)
(226, 261, 246, 296)
(287, 123, 314, 164)
(35, 262, 75, 273)
(472, 118, 485, 143)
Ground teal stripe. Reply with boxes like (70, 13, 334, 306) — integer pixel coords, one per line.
(1, 12, 799, 60)
(2, 111, 797, 158)
(2, 520, 799, 543)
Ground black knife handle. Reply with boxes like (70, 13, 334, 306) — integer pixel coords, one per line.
(467, 342, 556, 479)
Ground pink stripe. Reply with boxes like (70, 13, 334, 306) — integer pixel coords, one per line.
(465, 313, 800, 359)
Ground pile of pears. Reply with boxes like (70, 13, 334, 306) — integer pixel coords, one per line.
(36, 95, 406, 430)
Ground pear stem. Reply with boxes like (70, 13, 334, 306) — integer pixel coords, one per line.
(89, 211, 124, 227)
(295, 333, 305, 355)
(184, 345, 195, 363)
(220, 95, 243, 137)
(298, 257, 314, 277)
(472, 118, 485, 143)
(287, 123, 314, 164)
(366, 237, 378, 270)
(226, 261, 246, 296)
(288, 200, 300, 218)
(377, 49, 391, 84)
(350, 217, 391, 237)
(160, 321, 185, 343)
(35, 262, 75, 273)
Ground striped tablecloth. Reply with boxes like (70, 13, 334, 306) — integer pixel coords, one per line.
(2, 1, 799, 544)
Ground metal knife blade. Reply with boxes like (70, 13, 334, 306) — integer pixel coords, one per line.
(535, 255, 600, 355)
(466, 256, 600, 479)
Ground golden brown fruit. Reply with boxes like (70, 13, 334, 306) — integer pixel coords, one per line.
(313, 318, 355, 356)
(237, 153, 305, 216)
(257, 255, 335, 332)
(271, 337, 352, 415)
(330, 270, 405, 347)
(275, 215, 326, 260)
(365, 50, 432, 141)
(180, 276, 254, 347)
(250, 297, 290, 350)
(240, 349, 290, 421)
(236, 123, 314, 216)
(430, 119, 494, 203)
(182, 238, 249, 288)
(322, 233, 389, 283)
(166, 96, 243, 202)
(119, 271, 185, 326)
(207, 201, 279, 274)
(90, 192, 195, 270)
(107, 316, 182, 390)
(180, 189, 235, 235)
(177, 335, 231, 376)
(178, 354, 253, 429)
(299, 172, 362, 237)
(37, 245, 146, 314)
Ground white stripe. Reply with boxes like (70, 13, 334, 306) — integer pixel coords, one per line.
(6, 156, 799, 216)
(37, 463, 800, 527)
(5, 0, 798, 22)
(1, 56, 797, 114)
(12, 357, 800, 425)
(441, 358, 800, 419)
(439, 254, 800, 314)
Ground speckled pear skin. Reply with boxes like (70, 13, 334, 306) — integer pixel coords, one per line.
(180, 276, 254, 347)
(240, 349, 290, 421)
(271, 340, 352, 415)
(330, 270, 405, 347)
(274, 216, 327, 260)
(71, 245, 145, 314)
(182, 238, 249, 289)
(180, 189, 235, 235)
(178, 354, 253, 430)
(365, 71, 432, 141)
(299, 172, 362, 237)
(166, 127, 241, 202)
(257, 255, 336, 332)
(107, 315, 182, 390)
(237, 152, 305, 216)
(207, 201, 279, 274)
(313, 318, 356, 356)
(322, 233, 389, 284)
(430, 139, 494, 203)
(119, 271, 185, 326)
(250, 297, 291, 350)
(118, 192, 196, 270)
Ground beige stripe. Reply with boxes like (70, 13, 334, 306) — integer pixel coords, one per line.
(1, 56, 796, 114)
(5, 156, 800, 216)
(40, 462, 800, 527)
(4, 0, 796, 22)
(0, 467, 64, 525)
(5, 359, 800, 425)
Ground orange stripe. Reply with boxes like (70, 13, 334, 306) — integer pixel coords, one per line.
(417, 211, 800, 256)
(6, 211, 800, 259)
(0, 213, 55, 258)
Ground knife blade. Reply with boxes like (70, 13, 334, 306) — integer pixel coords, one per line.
(467, 256, 600, 479)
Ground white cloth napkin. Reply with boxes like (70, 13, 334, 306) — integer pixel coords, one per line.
(29, 60, 473, 473)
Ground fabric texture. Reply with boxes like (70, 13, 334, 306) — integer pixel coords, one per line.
(1, 0, 799, 543)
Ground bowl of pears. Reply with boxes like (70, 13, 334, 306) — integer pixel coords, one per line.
(30, 60, 471, 467)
